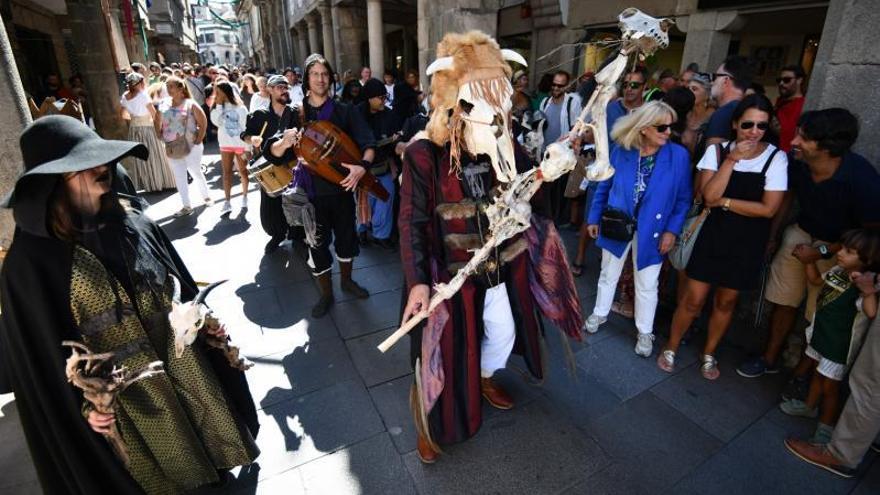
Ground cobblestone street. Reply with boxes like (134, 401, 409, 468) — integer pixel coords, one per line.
(1, 145, 878, 494)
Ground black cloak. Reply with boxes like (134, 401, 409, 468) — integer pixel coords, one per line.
(0, 166, 259, 494)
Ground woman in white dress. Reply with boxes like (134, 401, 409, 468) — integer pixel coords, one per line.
(119, 72, 176, 191)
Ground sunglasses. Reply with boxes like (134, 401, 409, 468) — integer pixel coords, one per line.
(739, 121, 770, 131)
(776, 76, 795, 84)
(653, 124, 672, 133)
(711, 72, 732, 82)
(551, 83, 567, 88)
(623, 81, 644, 89)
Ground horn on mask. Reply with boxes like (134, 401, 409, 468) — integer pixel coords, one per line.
(426, 56, 454, 76)
(500, 49, 527, 67)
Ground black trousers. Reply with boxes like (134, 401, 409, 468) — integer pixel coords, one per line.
(259, 189, 287, 238)
(309, 193, 360, 274)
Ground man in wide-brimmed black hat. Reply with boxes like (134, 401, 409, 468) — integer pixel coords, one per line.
(0, 116, 260, 494)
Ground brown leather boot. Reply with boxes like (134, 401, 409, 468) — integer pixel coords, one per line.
(416, 434, 438, 464)
(339, 261, 369, 299)
(311, 272, 334, 318)
(480, 376, 514, 410)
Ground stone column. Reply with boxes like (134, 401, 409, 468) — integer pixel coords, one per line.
(418, 0, 498, 86)
(366, 0, 384, 76)
(318, 4, 335, 68)
(0, 13, 30, 251)
(806, 0, 880, 164)
(402, 25, 415, 72)
(297, 22, 310, 59)
(417, 0, 429, 89)
(332, 5, 367, 75)
(306, 15, 320, 57)
(678, 10, 745, 73)
(67, 0, 127, 139)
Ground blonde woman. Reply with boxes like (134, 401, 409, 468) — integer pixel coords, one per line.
(682, 73, 716, 158)
(159, 77, 212, 217)
(210, 80, 249, 215)
(584, 101, 693, 356)
(119, 72, 175, 191)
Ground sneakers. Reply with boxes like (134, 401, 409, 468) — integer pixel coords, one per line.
(583, 314, 607, 334)
(784, 438, 855, 478)
(220, 201, 232, 216)
(779, 398, 818, 418)
(810, 423, 834, 445)
(781, 375, 810, 402)
(736, 356, 780, 378)
(635, 333, 654, 357)
(173, 206, 193, 218)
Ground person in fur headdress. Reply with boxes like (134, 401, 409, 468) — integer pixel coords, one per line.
(398, 31, 583, 463)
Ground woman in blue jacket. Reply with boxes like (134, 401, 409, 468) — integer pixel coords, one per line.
(585, 101, 693, 357)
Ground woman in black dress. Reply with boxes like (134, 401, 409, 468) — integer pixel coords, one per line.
(657, 94, 789, 379)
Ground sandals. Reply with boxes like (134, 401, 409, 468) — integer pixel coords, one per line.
(571, 263, 584, 277)
(657, 350, 675, 373)
(701, 354, 720, 380)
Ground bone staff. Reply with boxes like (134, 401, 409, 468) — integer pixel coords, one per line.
(62, 341, 164, 467)
(378, 169, 542, 353)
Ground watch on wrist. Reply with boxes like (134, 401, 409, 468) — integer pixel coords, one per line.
(722, 198, 731, 211)
(818, 244, 833, 259)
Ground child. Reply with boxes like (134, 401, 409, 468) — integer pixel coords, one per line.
(779, 229, 880, 444)
(210, 81, 249, 215)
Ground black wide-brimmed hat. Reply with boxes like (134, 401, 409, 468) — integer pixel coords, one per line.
(2, 115, 148, 208)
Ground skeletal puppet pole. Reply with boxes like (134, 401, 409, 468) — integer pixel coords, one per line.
(62, 341, 164, 467)
(377, 9, 673, 353)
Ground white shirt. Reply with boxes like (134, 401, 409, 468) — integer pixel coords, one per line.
(249, 93, 270, 113)
(385, 83, 395, 108)
(119, 91, 152, 118)
(697, 141, 788, 191)
(289, 84, 304, 107)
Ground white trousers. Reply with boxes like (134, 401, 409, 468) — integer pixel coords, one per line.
(592, 233, 662, 335)
(168, 143, 209, 208)
(480, 283, 516, 378)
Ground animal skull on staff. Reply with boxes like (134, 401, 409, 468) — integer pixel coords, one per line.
(378, 8, 673, 352)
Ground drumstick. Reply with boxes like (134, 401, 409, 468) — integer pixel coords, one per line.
(258, 122, 268, 138)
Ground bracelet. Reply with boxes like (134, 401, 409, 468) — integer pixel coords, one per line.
(361, 159, 373, 169)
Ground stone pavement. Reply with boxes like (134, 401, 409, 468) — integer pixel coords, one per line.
(1, 145, 879, 494)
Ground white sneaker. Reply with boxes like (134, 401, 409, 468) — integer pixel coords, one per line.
(220, 201, 232, 215)
(635, 333, 654, 357)
(204, 197, 214, 207)
(583, 314, 607, 334)
(241, 195, 248, 209)
(173, 206, 193, 218)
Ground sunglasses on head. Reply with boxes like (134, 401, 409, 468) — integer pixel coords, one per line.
(624, 81, 644, 89)
(739, 121, 770, 131)
(776, 76, 795, 84)
(710, 72, 731, 82)
(653, 124, 672, 133)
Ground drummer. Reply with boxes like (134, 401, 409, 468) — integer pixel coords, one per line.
(243, 74, 301, 254)
(266, 53, 376, 318)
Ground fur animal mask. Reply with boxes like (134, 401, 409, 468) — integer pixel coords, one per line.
(426, 31, 527, 182)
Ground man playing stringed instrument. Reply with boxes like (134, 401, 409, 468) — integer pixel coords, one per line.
(266, 53, 376, 318)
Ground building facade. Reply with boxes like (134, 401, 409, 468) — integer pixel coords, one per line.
(196, 0, 245, 66)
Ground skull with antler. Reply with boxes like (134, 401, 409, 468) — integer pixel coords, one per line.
(425, 31, 527, 183)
